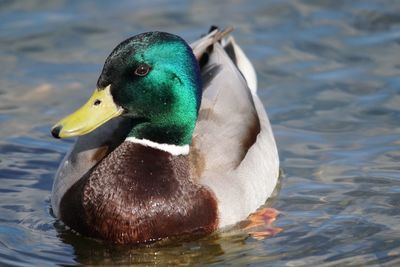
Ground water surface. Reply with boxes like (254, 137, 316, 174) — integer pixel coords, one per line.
(0, 0, 400, 266)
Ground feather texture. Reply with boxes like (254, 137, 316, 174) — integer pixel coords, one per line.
(51, 28, 279, 230)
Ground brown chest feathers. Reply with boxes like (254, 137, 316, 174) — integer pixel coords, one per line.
(59, 142, 218, 244)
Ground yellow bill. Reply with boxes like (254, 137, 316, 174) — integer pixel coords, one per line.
(51, 85, 123, 138)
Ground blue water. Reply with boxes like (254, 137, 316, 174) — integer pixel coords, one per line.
(1, 0, 400, 266)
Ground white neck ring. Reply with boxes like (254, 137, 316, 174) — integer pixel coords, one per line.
(125, 137, 189, 156)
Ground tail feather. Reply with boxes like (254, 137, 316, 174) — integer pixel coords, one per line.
(222, 36, 258, 94)
(190, 27, 234, 60)
(190, 26, 257, 94)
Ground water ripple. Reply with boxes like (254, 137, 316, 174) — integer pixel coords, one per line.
(0, 0, 399, 266)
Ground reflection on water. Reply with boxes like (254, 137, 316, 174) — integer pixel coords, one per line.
(0, 0, 400, 266)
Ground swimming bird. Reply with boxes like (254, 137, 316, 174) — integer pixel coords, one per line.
(50, 27, 279, 244)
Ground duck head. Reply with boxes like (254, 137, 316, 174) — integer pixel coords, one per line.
(51, 32, 202, 146)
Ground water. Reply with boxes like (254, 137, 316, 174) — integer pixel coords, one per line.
(1, 0, 399, 266)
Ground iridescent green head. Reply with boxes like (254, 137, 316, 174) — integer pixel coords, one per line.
(51, 32, 202, 146)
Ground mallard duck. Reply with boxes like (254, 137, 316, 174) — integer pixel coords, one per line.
(50, 27, 279, 244)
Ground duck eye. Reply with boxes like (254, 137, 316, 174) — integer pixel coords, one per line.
(134, 64, 151, 76)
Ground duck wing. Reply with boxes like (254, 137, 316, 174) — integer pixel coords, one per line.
(191, 29, 279, 228)
(191, 42, 260, 176)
